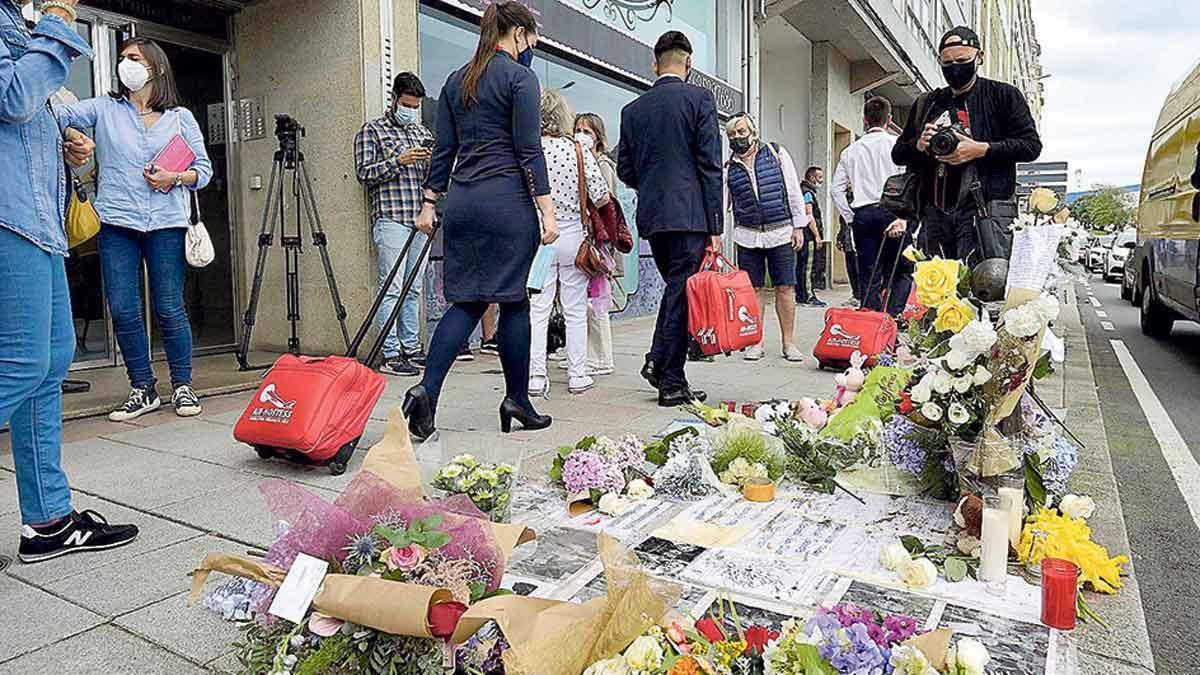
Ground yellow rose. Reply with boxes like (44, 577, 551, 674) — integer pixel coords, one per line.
(1028, 187, 1060, 215)
(914, 257, 961, 307)
(934, 298, 975, 334)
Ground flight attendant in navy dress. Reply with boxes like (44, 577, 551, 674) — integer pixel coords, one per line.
(405, 1, 559, 441)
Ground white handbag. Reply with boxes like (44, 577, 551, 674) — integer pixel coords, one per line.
(186, 190, 215, 268)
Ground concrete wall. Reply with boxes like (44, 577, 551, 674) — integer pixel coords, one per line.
(231, 0, 420, 355)
(760, 19, 813, 173)
(811, 42, 862, 284)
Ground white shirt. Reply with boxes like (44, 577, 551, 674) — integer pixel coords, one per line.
(723, 143, 811, 249)
(830, 128, 903, 224)
(542, 136, 610, 236)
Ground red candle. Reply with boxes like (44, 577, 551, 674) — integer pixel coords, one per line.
(722, 400, 737, 413)
(741, 403, 755, 418)
(1041, 557, 1079, 630)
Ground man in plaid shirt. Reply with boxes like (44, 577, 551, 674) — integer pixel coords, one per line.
(355, 72, 435, 377)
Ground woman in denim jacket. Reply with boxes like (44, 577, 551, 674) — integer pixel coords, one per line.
(1, 0, 138, 563)
(58, 37, 212, 422)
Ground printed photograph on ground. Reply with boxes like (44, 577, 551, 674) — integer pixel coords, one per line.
(940, 603, 1052, 675)
(633, 536, 708, 578)
(507, 526, 599, 582)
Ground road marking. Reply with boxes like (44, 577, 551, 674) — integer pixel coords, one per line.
(1111, 340, 1200, 531)
(1100, 321, 1115, 331)
(1096, 310, 1108, 318)
(1089, 297, 1102, 307)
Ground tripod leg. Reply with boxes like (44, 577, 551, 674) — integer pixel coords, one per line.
(236, 157, 283, 369)
(297, 159, 352, 350)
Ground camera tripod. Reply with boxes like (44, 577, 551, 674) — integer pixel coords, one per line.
(236, 117, 350, 370)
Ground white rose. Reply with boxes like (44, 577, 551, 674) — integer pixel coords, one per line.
(948, 402, 970, 425)
(933, 370, 954, 394)
(597, 493, 631, 516)
(729, 456, 750, 473)
(900, 557, 938, 589)
(879, 542, 912, 571)
(951, 319, 998, 356)
(439, 465, 463, 479)
(627, 478, 655, 501)
(1058, 494, 1096, 520)
(911, 382, 932, 404)
(889, 644, 938, 675)
(582, 656, 630, 675)
(1004, 304, 1043, 339)
(973, 365, 992, 386)
(921, 402, 943, 422)
(623, 635, 664, 671)
(452, 454, 477, 468)
(953, 375, 973, 393)
(945, 347, 974, 372)
(949, 637, 991, 675)
(1033, 294, 1061, 323)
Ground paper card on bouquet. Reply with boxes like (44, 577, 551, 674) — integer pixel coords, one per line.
(267, 553, 328, 624)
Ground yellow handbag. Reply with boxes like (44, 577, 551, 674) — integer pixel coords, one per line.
(66, 173, 100, 249)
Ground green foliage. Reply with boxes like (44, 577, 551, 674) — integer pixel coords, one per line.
(296, 633, 355, 675)
(778, 420, 859, 497)
(644, 426, 698, 466)
(900, 536, 978, 584)
(233, 620, 294, 675)
(372, 515, 450, 550)
(550, 436, 599, 483)
(711, 426, 785, 480)
(1032, 352, 1054, 380)
(1072, 186, 1133, 230)
(1024, 454, 1048, 512)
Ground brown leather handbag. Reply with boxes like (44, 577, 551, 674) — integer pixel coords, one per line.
(572, 142, 610, 279)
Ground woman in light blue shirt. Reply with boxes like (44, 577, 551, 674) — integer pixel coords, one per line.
(58, 37, 212, 422)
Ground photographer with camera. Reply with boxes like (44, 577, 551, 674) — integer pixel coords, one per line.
(893, 27, 1042, 264)
(355, 72, 435, 378)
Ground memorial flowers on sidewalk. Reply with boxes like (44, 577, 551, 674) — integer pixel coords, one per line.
(1017, 505, 1129, 594)
(549, 434, 655, 511)
(432, 454, 516, 523)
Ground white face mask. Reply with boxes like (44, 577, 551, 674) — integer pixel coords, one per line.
(575, 132, 595, 151)
(392, 105, 420, 125)
(118, 59, 152, 93)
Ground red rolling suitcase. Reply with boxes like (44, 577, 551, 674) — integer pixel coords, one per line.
(234, 226, 436, 474)
(813, 235, 904, 370)
(687, 249, 763, 356)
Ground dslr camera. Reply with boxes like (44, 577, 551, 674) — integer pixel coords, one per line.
(928, 110, 970, 157)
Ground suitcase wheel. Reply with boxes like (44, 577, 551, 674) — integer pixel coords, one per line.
(328, 440, 358, 476)
(254, 445, 275, 460)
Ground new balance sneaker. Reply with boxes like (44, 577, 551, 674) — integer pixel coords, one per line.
(172, 384, 202, 417)
(380, 358, 421, 377)
(109, 385, 160, 422)
(456, 346, 475, 362)
(568, 375, 595, 395)
(528, 376, 549, 398)
(405, 350, 427, 367)
(587, 364, 615, 377)
(479, 339, 500, 356)
(19, 510, 139, 564)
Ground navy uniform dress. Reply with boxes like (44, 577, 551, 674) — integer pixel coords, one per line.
(425, 51, 550, 302)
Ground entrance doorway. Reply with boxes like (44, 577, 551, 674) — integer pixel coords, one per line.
(831, 124, 854, 285)
(64, 9, 237, 373)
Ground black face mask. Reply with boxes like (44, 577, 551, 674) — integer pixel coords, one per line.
(942, 60, 977, 90)
(730, 137, 753, 156)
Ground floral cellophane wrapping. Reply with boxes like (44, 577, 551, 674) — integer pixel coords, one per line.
(966, 288, 1044, 477)
(451, 534, 681, 675)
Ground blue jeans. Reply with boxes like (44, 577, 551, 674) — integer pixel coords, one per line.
(373, 218, 427, 358)
(99, 225, 193, 390)
(0, 228, 74, 525)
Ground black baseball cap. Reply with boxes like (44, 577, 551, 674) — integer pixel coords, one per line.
(654, 31, 693, 58)
(939, 26, 981, 52)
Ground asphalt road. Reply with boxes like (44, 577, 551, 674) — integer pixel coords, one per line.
(1077, 275, 1200, 675)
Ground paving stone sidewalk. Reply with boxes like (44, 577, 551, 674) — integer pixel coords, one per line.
(0, 290, 1153, 674)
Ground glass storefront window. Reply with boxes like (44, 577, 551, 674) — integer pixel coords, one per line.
(563, 0, 719, 74)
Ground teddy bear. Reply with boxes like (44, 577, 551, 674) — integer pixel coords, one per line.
(795, 397, 828, 430)
(832, 351, 868, 408)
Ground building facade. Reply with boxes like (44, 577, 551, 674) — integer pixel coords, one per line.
(976, 0, 1044, 124)
(55, 0, 1042, 374)
(1017, 161, 1070, 200)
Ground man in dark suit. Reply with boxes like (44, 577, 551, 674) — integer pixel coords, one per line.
(618, 31, 723, 407)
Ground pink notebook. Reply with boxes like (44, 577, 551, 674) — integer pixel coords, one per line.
(151, 134, 196, 173)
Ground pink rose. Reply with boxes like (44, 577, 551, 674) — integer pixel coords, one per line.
(385, 544, 426, 571)
(308, 612, 345, 637)
(667, 622, 691, 653)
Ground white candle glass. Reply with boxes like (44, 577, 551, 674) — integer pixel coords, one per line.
(997, 483, 1025, 547)
(980, 494, 1010, 595)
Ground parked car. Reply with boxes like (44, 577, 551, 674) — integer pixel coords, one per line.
(1104, 229, 1137, 283)
(1087, 234, 1115, 273)
(1130, 59, 1200, 338)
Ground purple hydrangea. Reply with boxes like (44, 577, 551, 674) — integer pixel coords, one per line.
(883, 415, 927, 476)
(561, 450, 624, 494)
(610, 434, 646, 472)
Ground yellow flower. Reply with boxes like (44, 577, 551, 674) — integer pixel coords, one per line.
(902, 245, 927, 263)
(914, 257, 961, 307)
(1028, 187, 1060, 215)
(1018, 508, 1130, 594)
(934, 298, 975, 334)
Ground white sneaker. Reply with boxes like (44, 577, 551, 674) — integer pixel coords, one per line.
(568, 375, 595, 394)
(587, 365, 615, 377)
(782, 345, 805, 362)
(557, 360, 569, 370)
(528, 376, 549, 398)
(172, 385, 202, 417)
(743, 345, 766, 361)
(109, 385, 161, 422)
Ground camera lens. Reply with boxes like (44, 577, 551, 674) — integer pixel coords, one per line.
(929, 129, 960, 156)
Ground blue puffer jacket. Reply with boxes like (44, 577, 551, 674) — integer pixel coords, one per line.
(0, 4, 92, 256)
(727, 143, 792, 229)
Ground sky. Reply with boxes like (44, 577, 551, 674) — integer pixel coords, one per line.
(1031, 0, 1200, 191)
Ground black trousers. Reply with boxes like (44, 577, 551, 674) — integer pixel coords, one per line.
(794, 239, 812, 302)
(920, 207, 977, 265)
(851, 205, 913, 317)
(843, 248, 862, 300)
(647, 232, 708, 391)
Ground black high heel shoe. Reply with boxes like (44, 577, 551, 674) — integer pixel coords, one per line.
(402, 385, 436, 441)
(499, 398, 552, 433)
